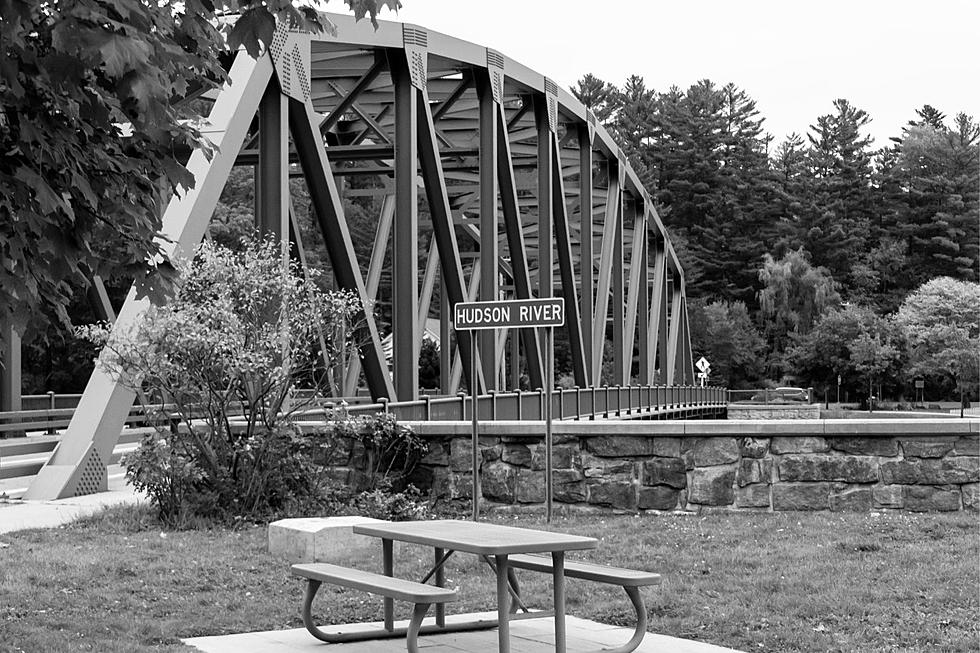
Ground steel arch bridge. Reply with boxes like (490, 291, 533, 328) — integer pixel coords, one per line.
(25, 13, 702, 499)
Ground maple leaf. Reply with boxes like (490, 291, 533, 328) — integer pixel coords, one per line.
(99, 33, 153, 78)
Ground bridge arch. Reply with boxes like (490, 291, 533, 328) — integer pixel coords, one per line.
(25, 13, 697, 499)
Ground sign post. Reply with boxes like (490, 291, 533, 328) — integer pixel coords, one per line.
(695, 357, 711, 388)
(454, 297, 565, 522)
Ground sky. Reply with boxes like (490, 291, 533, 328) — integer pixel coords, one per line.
(378, 0, 980, 150)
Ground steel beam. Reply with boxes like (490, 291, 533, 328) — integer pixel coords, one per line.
(637, 210, 651, 383)
(648, 240, 668, 383)
(578, 125, 594, 383)
(416, 87, 478, 392)
(258, 82, 289, 263)
(319, 55, 385, 132)
(550, 133, 588, 387)
(496, 108, 544, 389)
(622, 207, 647, 384)
(612, 183, 626, 385)
(392, 51, 419, 400)
(666, 269, 680, 385)
(534, 96, 553, 299)
(289, 96, 395, 400)
(592, 163, 620, 385)
(476, 70, 499, 390)
(343, 194, 395, 394)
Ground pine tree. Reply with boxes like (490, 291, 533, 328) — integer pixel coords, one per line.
(802, 99, 876, 292)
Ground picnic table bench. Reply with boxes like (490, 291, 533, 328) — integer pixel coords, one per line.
(292, 562, 457, 653)
(506, 554, 662, 653)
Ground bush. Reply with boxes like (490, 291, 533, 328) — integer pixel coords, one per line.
(79, 237, 366, 526)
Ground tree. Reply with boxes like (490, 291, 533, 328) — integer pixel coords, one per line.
(881, 111, 979, 286)
(570, 73, 620, 122)
(688, 299, 765, 389)
(785, 304, 906, 402)
(758, 248, 841, 375)
(801, 99, 876, 290)
(78, 237, 366, 523)
(894, 277, 980, 405)
(0, 0, 399, 338)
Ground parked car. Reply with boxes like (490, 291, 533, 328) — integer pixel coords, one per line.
(750, 387, 809, 403)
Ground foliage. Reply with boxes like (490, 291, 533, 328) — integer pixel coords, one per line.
(418, 338, 440, 390)
(688, 299, 765, 389)
(328, 412, 428, 492)
(77, 237, 366, 524)
(894, 277, 980, 400)
(757, 248, 841, 373)
(0, 0, 400, 339)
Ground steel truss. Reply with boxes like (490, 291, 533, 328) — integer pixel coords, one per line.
(24, 14, 696, 499)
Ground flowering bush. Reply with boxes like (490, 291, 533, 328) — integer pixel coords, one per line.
(79, 237, 366, 525)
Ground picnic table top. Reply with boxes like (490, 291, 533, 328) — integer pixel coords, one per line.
(353, 519, 597, 556)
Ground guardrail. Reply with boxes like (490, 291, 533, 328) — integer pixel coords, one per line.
(1, 385, 726, 484)
(727, 387, 815, 405)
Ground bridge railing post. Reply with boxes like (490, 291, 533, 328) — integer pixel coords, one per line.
(457, 392, 467, 420)
(515, 388, 522, 421)
(489, 390, 496, 421)
(536, 388, 544, 421)
(556, 386, 563, 421)
(423, 394, 431, 421)
(574, 386, 581, 421)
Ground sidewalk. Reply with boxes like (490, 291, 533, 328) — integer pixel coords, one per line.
(0, 468, 144, 535)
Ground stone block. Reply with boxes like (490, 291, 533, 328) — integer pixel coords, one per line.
(872, 485, 903, 509)
(962, 483, 979, 511)
(953, 436, 980, 456)
(482, 462, 516, 503)
(739, 437, 769, 459)
(553, 470, 587, 503)
(640, 458, 687, 489)
(581, 454, 634, 479)
(900, 439, 955, 458)
(692, 438, 739, 466)
(778, 455, 878, 483)
(587, 480, 638, 511)
(638, 486, 680, 511)
(420, 442, 449, 466)
(736, 459, 772, 487)
(450, 439, 472, 472)
(688, 466, 736, 506)
(903, 485, 961, 512)
(829, 486, 873, 512)
(515, 469, 545, 503)
(586, 436, 679, 458)
(828, 437, 898, 457)
(501, 444, 532, 467)
(268, 516, 387, 564)
(451, 472, 473, 500)
(772, 483, 830, 510)
(880, 457, 979, 485)
(530, 444, 578, 471)
(771, 437, 829, 454)
(735, 483, 771, 508)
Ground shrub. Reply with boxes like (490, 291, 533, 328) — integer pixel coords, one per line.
(78, 237, 366, 526)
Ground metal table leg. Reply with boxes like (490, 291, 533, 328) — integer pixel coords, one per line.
(383, 538, 394, 631)
(496, 554, 511, 653)
(434, 547, 446, 627)
(552, 550, 566, 653)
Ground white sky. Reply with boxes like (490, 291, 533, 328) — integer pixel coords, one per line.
(381, 0, 980, 150)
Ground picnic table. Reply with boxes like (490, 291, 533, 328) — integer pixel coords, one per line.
(292, 519, 660, 653)
(353, 519, 597, 653)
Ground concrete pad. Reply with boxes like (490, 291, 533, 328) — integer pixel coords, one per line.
(268, 516, 390, 564)
(0, 485, 144, 534)
(183, 613, 746, 653)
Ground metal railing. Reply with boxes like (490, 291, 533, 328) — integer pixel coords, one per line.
(1, 385, 726, 483)
(727, 387, 815, 405)
(303, 384, 727, 422)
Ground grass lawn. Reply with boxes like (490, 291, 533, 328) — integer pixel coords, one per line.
(0, 506, 977, 652)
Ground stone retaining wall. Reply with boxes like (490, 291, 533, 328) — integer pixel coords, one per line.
(727, 404, 821, 420)
(400, 420, 979, 513)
